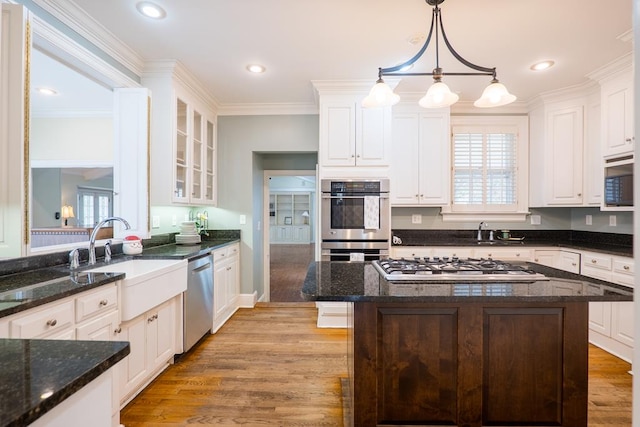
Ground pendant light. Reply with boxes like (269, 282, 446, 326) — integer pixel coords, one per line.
(363, 0, 516, 109)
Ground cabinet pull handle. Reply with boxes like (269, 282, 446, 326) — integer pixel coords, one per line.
(572, 262, 577, 266)
(148, 314, 158, 323)
(623, 265, 630, 270)
(226, 266, 232, 271)
(591, 259, 597, 264)
(99, 299, 108, 306)
(114, 327, 122, 334)
(46, 319, 57, 327)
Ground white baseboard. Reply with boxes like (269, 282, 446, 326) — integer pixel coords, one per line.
(237, 291, 258, 308)
(589, 330, 633, 364)
(315, 302, 348, 328)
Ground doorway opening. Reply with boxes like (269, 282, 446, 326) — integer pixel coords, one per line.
(263, 171, 316, 302)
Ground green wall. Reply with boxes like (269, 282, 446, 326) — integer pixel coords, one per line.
(216, 115, 319, 299)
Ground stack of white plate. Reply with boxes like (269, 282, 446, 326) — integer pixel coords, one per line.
(175, 221, 201, 245)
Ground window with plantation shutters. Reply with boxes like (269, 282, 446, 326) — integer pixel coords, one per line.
(442, 116, 529, 221)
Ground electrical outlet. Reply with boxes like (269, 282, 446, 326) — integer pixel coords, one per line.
(585, 215, 592, 226)
(609, 215, 617, 227)
(152, 216, 160, 228)
(411, 214, 422, 224)
(239, 214, 247, 225)
(530, 215, 541, 225)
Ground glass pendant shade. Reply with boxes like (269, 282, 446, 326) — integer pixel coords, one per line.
(418, 81, 459, 108)
(362, 80, 400, 108)
(473, 81, 517, 108)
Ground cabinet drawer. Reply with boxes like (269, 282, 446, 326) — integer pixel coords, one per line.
(10, 300, 74, 338)
(227, 243, 239, 257)
(474, 248, 533, 261)
(212, 247, 229, 262)
(76, 285, 118, 323)
(391, 247, 431, 258)
(557, 251, 580, 274)
(582, 253, 612, 270)
(612, 257, 634, 287)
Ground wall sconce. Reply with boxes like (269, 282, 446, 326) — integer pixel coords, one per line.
(61, 205, 75, 227)
(302, 211, 310, 225)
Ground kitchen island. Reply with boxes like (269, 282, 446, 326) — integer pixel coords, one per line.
(302, 261, 633, 427)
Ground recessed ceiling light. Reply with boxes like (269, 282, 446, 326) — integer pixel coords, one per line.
(136, 2, 166, 19)
(36, 87, 58, 96)
(530, 60, 555, 71)
(246, 64, 266, 74)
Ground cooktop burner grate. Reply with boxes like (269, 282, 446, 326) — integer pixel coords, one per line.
(374, 257, 547, 282)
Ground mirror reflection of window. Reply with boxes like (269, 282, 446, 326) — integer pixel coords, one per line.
(78, 187, 113, 227)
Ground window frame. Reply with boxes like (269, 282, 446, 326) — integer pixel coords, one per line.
(441, 115, 529, 222)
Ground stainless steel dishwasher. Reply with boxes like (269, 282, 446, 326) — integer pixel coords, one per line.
(183, 252, 213, 352)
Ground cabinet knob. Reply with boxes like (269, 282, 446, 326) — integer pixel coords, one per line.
(577, 193, 582, 197)
(516, 253, 520, 257)
(99, 299, 108, 306)
(626, 137, 633, 143)
(535, 258, 539, 262)
(46, 319, 57, 327)
(572, 262, 577, 266)
(487, 253, 492, 257)
(591, 259, 597, 264)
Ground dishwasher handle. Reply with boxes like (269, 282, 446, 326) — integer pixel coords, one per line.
(191, 262, 212, 273)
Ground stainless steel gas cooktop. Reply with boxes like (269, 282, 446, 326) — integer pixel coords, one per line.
(373, 257, 548, 282)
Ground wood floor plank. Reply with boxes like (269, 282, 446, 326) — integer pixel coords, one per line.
(120, 305, 632, 426)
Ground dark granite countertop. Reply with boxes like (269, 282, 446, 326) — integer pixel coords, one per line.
(135, 238, 239, 259)
(391, 229, 633, 257)
(0, 339, 129, 427)
(0, 269, 124, 319)
(302, 261, 634, 303)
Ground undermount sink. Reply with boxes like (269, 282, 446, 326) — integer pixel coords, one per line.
(88, 259, 188, 321)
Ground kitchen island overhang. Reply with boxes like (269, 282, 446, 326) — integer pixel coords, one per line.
(302, 261, 633, 427)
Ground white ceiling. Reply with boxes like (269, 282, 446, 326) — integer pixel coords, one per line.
(34, 0, 634, 111)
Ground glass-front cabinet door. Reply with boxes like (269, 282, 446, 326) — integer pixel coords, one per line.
(174, 98, 189, 203)
(191, 109, 203, 202)
(204, 119, 217, 205)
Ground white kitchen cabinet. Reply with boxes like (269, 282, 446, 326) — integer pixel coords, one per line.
(600, 67, 634, 157)
(557, 250, 581, 273)
(143, 61, 218, 207)
(577, 249, 635, 362)
(474, 247, 533, 261)
(544, 104, 584, 205)
(8, 299, 75, 339)
(391, 109, 450, 206)
(213, 243, 240, 332)
(583, 90, 603, 205)
(118, 296, 177, 406)
(533, 249, 558, 267)
(319, 97, 391, 168)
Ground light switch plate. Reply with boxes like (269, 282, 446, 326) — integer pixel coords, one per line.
(239, 214, 247, 225)
(585, 215, 592, 225)
(152, 216, 160, 228)
(411, 214, 422, 224)
(609, 215, 617, 227)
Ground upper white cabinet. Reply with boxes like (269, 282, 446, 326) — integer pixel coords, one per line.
(319, 97, 391, 167)
(390, 107, 450, 206)
(600, 67, 634, 158)
(529, 93, 595, 207)
(143, 61, 218, 207)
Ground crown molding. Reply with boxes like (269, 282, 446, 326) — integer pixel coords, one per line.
(586, 52, 633, 84)
(31, 0, 144, 76)
(218, 103, 318, 116)
(142, 60, 220, 113)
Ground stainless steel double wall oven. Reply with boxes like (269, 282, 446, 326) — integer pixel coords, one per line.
(320, 179, 390, 261)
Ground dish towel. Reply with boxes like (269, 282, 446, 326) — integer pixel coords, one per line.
(364, 196, 380, 230)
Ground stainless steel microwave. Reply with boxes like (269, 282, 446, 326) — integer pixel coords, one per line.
(604, 174, 633, 207)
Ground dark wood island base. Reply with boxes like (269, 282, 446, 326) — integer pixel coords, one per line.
(349, 301, 589, 427)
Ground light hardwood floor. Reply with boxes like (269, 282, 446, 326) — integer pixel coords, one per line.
(120, 305, 632, 426)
